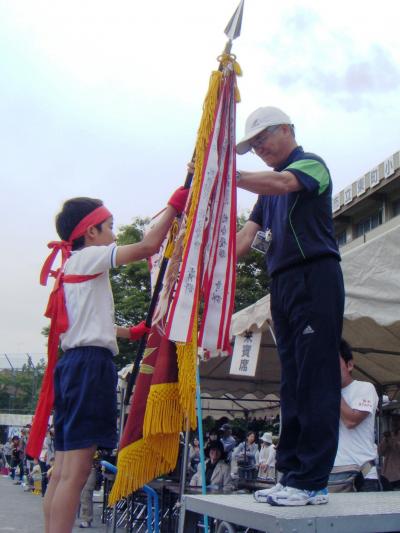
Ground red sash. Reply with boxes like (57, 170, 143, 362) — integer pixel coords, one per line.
(26, 243, 101, 458)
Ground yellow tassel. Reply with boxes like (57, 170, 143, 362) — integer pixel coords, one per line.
(175, 65, 226, 432)
(177, 342, 197, 428)
(185, 70, 222, 247)
(143, 382, 184, 437)
(109, 433, 180, 506)
(233, 60, 242, 76)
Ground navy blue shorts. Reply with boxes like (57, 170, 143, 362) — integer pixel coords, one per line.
(53, 346, 118, 452)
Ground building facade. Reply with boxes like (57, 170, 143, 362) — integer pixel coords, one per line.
(333, 150, 400, 251)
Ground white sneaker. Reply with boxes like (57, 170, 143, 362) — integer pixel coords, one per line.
(267, 486, 329, 506)
(253, 483, 285, 502)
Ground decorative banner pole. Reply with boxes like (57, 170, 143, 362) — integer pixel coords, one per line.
(109, 0, 245, 507)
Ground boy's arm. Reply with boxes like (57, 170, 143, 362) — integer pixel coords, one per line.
(116, 322, 150, 340)
(115, 187, 188, 267)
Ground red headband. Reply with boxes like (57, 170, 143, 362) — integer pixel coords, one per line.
(40, 205, 112, 287)
(69, 205, 112, 243)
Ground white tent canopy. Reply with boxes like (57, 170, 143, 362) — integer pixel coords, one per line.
(224, 224, 400, 400)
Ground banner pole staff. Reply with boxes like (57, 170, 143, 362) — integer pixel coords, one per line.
(124, 0, 245, 406)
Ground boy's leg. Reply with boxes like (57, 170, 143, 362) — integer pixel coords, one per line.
(48, 446, 96, 533)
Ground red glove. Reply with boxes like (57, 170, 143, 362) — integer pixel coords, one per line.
(168, 186, 189, 215)
(129, 321, 151, 341)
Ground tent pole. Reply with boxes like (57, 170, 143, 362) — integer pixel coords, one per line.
(179, 417, 190, 501)
(196, 364, 209, 533)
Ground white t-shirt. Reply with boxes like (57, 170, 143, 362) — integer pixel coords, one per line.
(60, 244, 118, 355)
(334, 380, 379, 479)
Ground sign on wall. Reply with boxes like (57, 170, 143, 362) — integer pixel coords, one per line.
(332, 194, 341, 213)
(344, 186, 353, 205)
(370, 167, 380, 188)
(384, 156, 394, 179)
(230, 331, 261, 377)
(357, 176, 366, 197)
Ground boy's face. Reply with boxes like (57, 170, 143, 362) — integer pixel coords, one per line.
(88, 216, 116, 246)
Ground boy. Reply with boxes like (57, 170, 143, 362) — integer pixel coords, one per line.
(31, 188, 188, 533)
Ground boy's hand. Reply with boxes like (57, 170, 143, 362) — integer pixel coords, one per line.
(168, 186, 189, 215)
(129, 321, 151, 341)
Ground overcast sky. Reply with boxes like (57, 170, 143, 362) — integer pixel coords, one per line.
(1, 0, 399, 364)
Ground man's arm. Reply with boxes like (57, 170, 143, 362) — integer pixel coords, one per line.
(236, 220, 260, 258)
(340, 397, 370, 429)
(237, 170, 303, 195)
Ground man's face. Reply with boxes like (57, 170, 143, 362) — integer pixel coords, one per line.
(250, 125, 292, 168)
(339, 355, 353, 387)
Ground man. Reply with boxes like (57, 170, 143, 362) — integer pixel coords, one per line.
(219, 424, 236, 462)
(236, 106, 344, 506)
(330, 339, 379, 491)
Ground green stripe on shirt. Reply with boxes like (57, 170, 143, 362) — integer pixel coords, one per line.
(285, 159, 330, 195)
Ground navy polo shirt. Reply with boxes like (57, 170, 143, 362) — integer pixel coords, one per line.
(249, 146, 340, 276)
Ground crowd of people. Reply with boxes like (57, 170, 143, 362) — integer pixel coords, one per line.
(188, 424, 278, 492)
(1, 424, 55, 496)
(0, 424, 104, 528)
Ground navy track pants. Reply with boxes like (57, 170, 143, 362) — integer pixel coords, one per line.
(271, 257, 344, 490)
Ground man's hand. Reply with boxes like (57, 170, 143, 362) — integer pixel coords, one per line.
(236, 221, 260, 258)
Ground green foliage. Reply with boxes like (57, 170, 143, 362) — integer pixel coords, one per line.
(235, 212, 270, 312)
(0, 360, 45, 413)
(111, 219, 152, 369)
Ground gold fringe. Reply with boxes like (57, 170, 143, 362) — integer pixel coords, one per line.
(143, 382, 184, 437)
(108, 433, 180, 506)
(174, 65, 228, 431)
(176, 328, 197, 430)
(185, 70, 222, 247)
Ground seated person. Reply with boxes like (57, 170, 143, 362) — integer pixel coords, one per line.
(188, 436, 201, 476)
(190, 440, 233, 493)
(219, 423, 236, 462)
(258, 432, 276, 481)
(232, 431, 259, 480)
(204, 429, 219, 457)
(329, 339, 379, 492)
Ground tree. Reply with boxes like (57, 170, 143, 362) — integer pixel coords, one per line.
(40, 215, 270, 370)
(111, 218, 152, 369)
(235, 212, 270, 311)
(0, 360, 45, 414)
(111, 214, 270, 368)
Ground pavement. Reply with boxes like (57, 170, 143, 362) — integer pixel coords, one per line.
(0, 474, 109, 532)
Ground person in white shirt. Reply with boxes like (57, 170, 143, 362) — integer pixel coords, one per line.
(31, 189, 188, 533)
(330, 339, 380, 492)
(258, 432, 276, 481)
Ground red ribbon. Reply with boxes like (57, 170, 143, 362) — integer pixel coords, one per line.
(26, 205, 111, 458)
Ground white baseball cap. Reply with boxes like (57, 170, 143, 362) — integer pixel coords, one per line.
(236, 106, 292, 155)
(260, 432, 273, 444)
